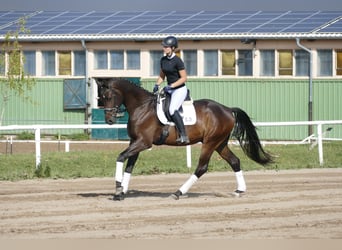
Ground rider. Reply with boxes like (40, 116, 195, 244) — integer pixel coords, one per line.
(153, 36, 190, 144)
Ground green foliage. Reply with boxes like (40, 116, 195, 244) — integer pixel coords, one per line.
(0, 16, 36, 126)
(54, 133, 90, 141)
(34, 163, 51, 178)
(17, 131, 34, 140)
(0, 142, 341, 181)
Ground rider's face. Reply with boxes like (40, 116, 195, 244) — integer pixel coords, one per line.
(163, 46, 173, 56)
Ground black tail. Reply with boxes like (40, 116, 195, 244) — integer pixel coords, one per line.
(231, 107, 273, 165)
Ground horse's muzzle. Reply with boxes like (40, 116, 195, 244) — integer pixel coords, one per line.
(104, 107, 118, 125)
(106, 118, 115, 125)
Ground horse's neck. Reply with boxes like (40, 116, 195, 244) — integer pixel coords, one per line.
(122, 89, 152, 114)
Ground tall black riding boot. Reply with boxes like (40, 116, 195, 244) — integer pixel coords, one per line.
(171, 110, 190, 144)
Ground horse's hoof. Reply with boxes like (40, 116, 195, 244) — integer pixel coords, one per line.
(169, 190, 182, 200)
(231, 190, 245, 197)
(113, 192, 125, 201)
(169, 193, 180, 200)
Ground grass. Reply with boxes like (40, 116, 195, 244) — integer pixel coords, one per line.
(0, 142, 341, 181)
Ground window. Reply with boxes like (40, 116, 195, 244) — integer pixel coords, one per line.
(74, 51, 86, 76)
(95, 50, 141, 70)
(278, 50, 293, 76)
(0, 52, 4, 75)
(8, 50, 21, 75)
(221, 50, 235, 75)
(0, 66, 4, 75)
(127, 50, 140, 70)
(204, 50, 218, 76)
(110, 50, 124, 69)
(237, 50, 253, 76)
(94, 50, 107, 69)
(295, 50, 309, 76)
(42, 51, 55, 76)
(150, 50, 163, 76)
(58, 51, 71, 75)
(260, 50, 275, 76)
(317, 50, 332, 77)
(336, 50, 342, 75)
(183, 50, 197, 76)
(23, 51, 36, 76)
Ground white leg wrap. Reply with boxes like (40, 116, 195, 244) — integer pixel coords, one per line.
(235, 170, 246, 192)
(115, 161, 124, 183)
(121, 172, 131, 194)
(179, 174, 198, 195)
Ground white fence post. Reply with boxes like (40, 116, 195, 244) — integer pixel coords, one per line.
(65, 141, 70, 152)
(186, 145, 191, 168)
(317, 123, 324, 166)
(34, 127, 41, 169)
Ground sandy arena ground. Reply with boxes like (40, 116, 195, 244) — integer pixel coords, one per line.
(0, 168, 341, 239)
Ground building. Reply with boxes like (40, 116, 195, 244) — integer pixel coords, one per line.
(1, 10, 342, 140)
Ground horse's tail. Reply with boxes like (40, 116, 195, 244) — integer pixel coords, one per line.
(231, 107, 273, 165)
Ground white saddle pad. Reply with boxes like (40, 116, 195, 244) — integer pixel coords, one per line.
(156, 96, 197, 126)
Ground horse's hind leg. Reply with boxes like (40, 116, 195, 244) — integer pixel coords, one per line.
(216, 144, 246, 197)
(171, 144, 214, 200)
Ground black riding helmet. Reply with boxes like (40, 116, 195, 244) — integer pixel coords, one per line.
(161, 36, 178, 48)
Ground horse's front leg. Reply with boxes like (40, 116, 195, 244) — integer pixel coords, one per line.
(113, 139, 150, 201)
(114, 153, 139, 200)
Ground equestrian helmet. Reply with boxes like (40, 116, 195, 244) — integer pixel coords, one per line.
(161, 36, 178, 48)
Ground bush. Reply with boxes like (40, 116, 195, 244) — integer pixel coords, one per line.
(34, 163, 51, 178)
(55, 133, 90, 141)
(17, 131, 34, 140)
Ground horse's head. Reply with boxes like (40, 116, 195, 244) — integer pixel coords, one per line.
(97, 79, 123, 125)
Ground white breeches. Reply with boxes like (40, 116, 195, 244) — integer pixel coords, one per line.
(169, 85, 187, 115)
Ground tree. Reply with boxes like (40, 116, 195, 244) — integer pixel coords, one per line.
(0, 17, 36, 126)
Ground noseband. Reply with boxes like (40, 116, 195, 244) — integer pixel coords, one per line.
(104, 106, 120, 118)
(104, 105, 126, 119)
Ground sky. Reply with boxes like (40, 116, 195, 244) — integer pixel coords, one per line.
(2, 0, 342, 11)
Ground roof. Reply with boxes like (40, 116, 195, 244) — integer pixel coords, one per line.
(1, 10, 342, 41)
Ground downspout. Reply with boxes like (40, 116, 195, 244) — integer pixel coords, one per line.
(296, 38, 313, 136)
(81, 39, 90, 129)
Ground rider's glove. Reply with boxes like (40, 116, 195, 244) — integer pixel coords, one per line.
(153, 84, 159, 93)
(163, 85, 173, 94)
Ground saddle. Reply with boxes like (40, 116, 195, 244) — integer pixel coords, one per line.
(156, 90, 197, 126)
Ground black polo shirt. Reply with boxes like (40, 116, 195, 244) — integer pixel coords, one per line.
(160, 55, 185, 85)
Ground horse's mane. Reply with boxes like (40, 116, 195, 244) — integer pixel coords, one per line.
(107, 78, 157, 106)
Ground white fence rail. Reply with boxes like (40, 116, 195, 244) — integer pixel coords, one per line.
(1, 120, 342, 168)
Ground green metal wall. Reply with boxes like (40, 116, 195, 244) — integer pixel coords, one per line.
(141, 78, 342, 140)
(1, 78, 85, 135)
(2, 77, 341, 140)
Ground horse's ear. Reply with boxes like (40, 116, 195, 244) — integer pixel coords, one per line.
(95, 78, 105, 88)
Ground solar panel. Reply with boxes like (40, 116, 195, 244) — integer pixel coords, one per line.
(319, 19, 342, 32)
(0, 10, 341, 37)
(0, 11, 36, 26)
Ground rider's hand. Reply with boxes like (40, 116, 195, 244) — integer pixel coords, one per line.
(163, 85, 173, 94)
(153, 84, 159, 93)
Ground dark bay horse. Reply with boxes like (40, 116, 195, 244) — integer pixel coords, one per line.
(97, 78, 273, 200)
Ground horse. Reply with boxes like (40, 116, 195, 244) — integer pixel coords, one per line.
(96, 78, 273, 200)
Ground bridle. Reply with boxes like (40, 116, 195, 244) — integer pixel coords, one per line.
(102, 86, 128, 123)
(104, 106, 121, 119)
